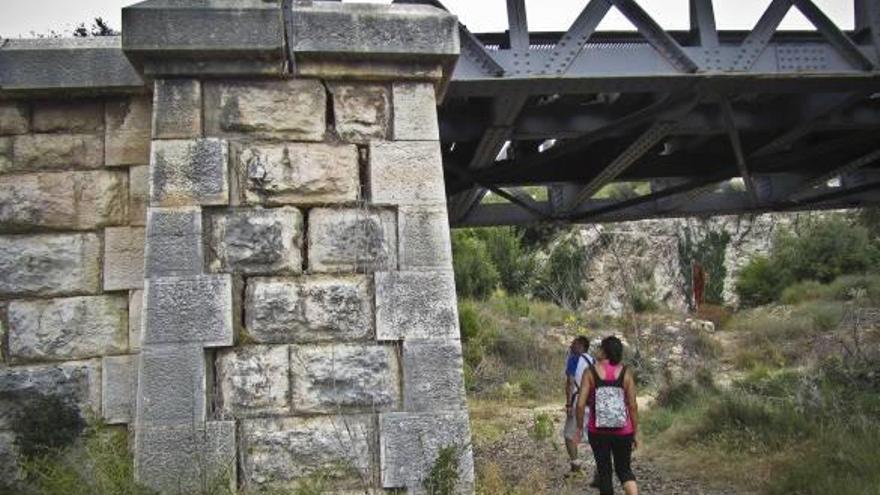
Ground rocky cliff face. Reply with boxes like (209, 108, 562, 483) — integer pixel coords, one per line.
(573, 210, 844, 315)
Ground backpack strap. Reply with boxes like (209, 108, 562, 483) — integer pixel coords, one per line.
(614, 365, 627, 387)
(589, 364, 601, 385)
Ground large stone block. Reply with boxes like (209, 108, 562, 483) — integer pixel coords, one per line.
(0, 233, 101, 297)
(145, 207, 204, 277)
(290, 344, 400, 414)
(204, 79, 326, 140)
(0, 102, 29, 135)
(10, 133, 104, 172)
(402, 339, 466, 412)
(7, 295, 128, 363)
(398, 205, 453, 270)
(308, 208, 397, 273)
(105, 96, 152, 166)
(143, 274, 234, 347)
(129, 165, 149, 226)
(150, 138, 229, 206)
(392, 83, 439, 141)
(102, 354, 135, 424)
(0, 359, 101, 429)
(236, 142, 359, 205)
(129, 289, 143, 352)
(0, 170, 127, 232)
(239, 415, 376, 490)
(208, 207, 303, 275)
(104, 227, 146, 291)
(136, 344, 206, 424)
(369, 141, 445, 205)
(152, 79, 202, 139)
(245, 276, 373, 343)
(375, 271, 459, 340)
(32, 100, 103, 133)
(328, 83, 389, 143)
(379, 412, 474, 492)
(0, 137, 11, 170)
(135, 421, 236, 494)
(216, 345, 289, 417)
(0, 431, 23, 489)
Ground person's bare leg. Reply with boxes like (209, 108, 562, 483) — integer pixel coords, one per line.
(565, 438, 581, 471)
(623, 480, 639, 495)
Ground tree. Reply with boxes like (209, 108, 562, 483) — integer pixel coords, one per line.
(73, 18, 118, 37)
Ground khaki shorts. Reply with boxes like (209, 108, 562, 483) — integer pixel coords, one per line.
(563, 411, 589, 442)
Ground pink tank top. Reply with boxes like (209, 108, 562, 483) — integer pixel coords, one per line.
(588, 361, 634, 436)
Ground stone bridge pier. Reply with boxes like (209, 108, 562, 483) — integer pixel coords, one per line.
(0, 1, 472, 493)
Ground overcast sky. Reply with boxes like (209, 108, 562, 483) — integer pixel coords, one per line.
(0, 0, 855, 38)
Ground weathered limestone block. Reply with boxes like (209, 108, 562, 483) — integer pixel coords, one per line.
(150, 138, 229, 206)
(0, 431, 23, 488)
(135, 421, 236, 494)
(208, 207, 303, 275)
(290, 344, 400, 414)
(0, 170, 127, 232)
(237, 143, 359, 205)
(129, 165, 149, 225)
(136, 344, 206, 424)
(402, 339, 466, 412)
(152, 79, 202, 139)
(0, 137, 11, 170)
(143, 274, 234, 347)
(0, 359, 101, 429)
(102, 354, 135, 424)
(104, 227, 146, 291)
(7, 295, 128, 363)
(105, 96, 151, 166)
(204, 79, 326, 140)
(32, 101, 103, 133)
(0, 102, 29, 135)
(145, 207, 204, 277)
(216, 345, 289, 417)
(308, 208, 397, 273)
(375, 271, 459, 340)
(379, 412, 474, 492)
(392, 83, 439, 141)
(0, 233, 101, 297)
(329, 83, 389, 142)
(398, 205, 453, 270)
(129, 290, 143, 352)
(245, 276, 373, 343)
(10, 134, 104, 172)
(369, 141, 445, 205)
(239, 415, 376, 490)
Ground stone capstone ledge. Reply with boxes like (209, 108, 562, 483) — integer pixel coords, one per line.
(0, 359, 101, 429)
(379, 411, 474, 493)
(7, 295, 128, 364)
(0, 38, 145, 97)
(239, 415, 376, 491)
(122, 0, 285, 77)
(245, 276, 373, 344)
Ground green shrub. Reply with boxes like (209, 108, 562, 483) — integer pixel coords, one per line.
(458, 300, 481, 343)
(734, 256, 783, 308)
(677, 225, 731, 308)
(780, 280, 827, 305)
(423, 446, 462, 495)
(529, 413, 554, 442)
(451, 231, 499, 300)
(534, 235, 587, 309)
(479, 227, 537, 296)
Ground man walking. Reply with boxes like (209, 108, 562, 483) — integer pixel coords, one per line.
(563, 336, 595, 478)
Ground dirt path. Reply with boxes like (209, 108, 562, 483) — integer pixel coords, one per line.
(471, 404, 742, 494)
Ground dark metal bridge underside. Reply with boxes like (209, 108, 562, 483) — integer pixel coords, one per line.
(399, 0, 880, 227)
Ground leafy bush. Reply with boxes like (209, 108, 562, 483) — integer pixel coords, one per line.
(529, 413, 554, 442)
(534, 236, 587, 309)
(780, 280, 827, 305)
(479, 227, 537, 296)
(451, 231, 499, 300)
(423, 446, 462, 495)
(736, 216, 876, 307)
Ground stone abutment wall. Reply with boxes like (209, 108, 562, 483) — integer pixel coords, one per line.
(0, 2, 471, 493)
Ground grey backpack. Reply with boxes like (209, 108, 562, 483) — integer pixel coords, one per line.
(590, 365, 628, 429)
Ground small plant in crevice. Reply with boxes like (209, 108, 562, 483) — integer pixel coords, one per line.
(423, 445, 462, 495)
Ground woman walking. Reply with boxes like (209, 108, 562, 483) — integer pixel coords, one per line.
(574, 336, 639, 495)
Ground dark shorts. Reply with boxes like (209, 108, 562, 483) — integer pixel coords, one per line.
(588, 433, 636, 495)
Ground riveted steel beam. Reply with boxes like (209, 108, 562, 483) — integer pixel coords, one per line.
(690, 0, 719, 48)
(543, 0, 612, 76)
(610, 0, 698, 73)
(719, 97, 758, 203)
(789, 148, 880, 200)
(731, 0, 793, 72)
(793, 0, 874, 70)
